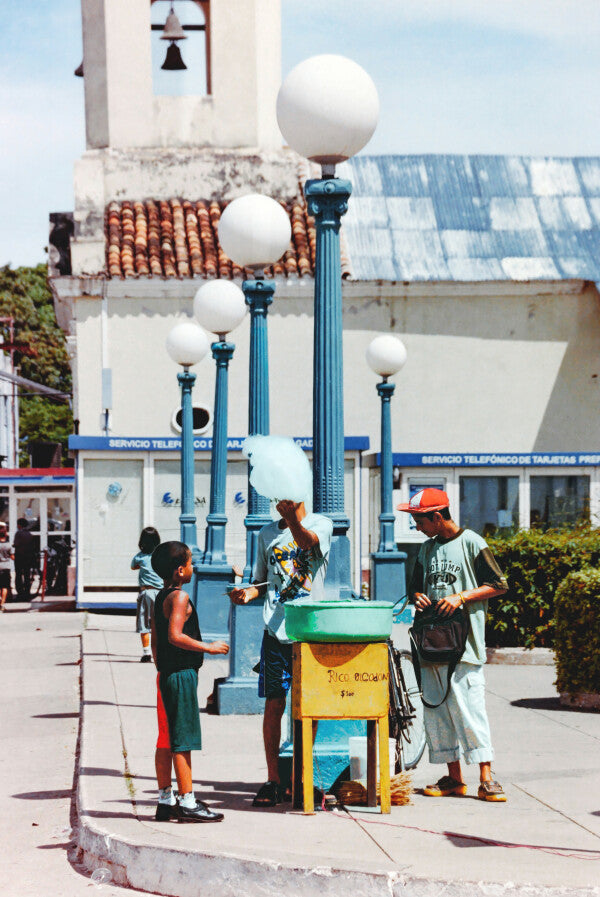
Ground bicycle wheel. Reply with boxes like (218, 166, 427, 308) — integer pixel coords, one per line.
(397, 650, 426, 770)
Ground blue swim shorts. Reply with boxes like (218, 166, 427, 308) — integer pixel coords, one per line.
(258, 630, 293, 699)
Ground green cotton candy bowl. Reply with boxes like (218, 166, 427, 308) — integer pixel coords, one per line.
(284, 600, 394, 643)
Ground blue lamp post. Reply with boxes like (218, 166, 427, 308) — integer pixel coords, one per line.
(366, 335, 408, 602)
(276, 54, 380, 788)
(165, 322, 210, 563)
(192, 280, 247, 640)
(215, 193, 292, 714)
(277, 54, 379, 598)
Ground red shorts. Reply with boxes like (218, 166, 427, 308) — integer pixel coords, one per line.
(156, 673, 171, 750)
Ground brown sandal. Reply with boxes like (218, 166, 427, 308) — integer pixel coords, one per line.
(478, 780, 506, 802)
(423, 775, 467, 797)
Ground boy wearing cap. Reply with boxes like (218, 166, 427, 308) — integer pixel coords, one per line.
(398, 488, 508, 802)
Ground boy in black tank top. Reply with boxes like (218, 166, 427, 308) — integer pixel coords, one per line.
(151, 541, 229, 822)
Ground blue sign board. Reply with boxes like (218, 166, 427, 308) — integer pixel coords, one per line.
(69, 435, 370, 452)
(389, 452, 600, 467)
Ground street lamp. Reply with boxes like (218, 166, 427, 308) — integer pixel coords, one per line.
(366, 335, 408, 603)
(218, 194, 291, 579)
(276, 54, 379, 597)
(276, 54, 379, 789)
(165, 321, 210, 561)
(215, 194, 291, 714)
(192, 280, 247, 640)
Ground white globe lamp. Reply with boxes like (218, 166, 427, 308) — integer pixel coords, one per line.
(166, 322, 210, 367)
(366, 335, 407, 379)
(193, 280, 247, 338)
(276, 54, 379, 171)
(219, 194, 292, 269)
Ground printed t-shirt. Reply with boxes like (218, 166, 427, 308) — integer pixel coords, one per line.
(131, 551, 163, 589)
(409, 528, 507, 664)
(255, 513, 333, 644)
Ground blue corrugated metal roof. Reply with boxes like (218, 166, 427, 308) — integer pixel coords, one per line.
(338, 155, 600, 283)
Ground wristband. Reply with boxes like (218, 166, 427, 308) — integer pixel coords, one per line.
(458, 592, 466, 606)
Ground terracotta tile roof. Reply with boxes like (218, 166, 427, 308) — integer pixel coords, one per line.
(105, 196, 352, 281)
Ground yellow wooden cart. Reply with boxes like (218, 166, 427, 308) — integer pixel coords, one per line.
(291, 640, 391, 815)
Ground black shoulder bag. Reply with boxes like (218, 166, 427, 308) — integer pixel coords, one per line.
(409, 600, 470, 708)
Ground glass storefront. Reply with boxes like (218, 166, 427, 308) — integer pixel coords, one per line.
(459, 476, 519, 537)
(530, 475, 590, 529)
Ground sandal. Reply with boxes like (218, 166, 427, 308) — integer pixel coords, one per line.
(423, 775, 467, 797)
(478, 780, 506, 802)
(252, 781, 283, 807)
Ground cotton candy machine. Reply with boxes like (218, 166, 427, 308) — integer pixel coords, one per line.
(284, 599, 394, 643)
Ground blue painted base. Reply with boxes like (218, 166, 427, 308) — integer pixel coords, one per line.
(370, 550, 407, 605)
(324, 532, 354, 599)
(217, 678, 265, 714)
(192, 563, 233, 641)
(279, 719, 366, 792)
(217, 590, 266, 715)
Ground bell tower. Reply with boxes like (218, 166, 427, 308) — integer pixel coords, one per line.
(80, 0, 282, 150)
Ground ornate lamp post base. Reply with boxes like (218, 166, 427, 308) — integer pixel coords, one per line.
(370, 549, 407, 604)
(216, 596, 266, 714)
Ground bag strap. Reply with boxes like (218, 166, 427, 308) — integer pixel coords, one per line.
(409, 629, 458, 709)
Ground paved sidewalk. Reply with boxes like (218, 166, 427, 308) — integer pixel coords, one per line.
(78, 614, 600, 897)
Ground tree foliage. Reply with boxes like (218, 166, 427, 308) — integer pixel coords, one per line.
(554, 566, 600, 695)
(0, 264, 72, 466)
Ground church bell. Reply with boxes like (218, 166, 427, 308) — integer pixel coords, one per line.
(161, 9, 187, 42)
(160, 4, 187, 70)
(161, 42, 187, 71)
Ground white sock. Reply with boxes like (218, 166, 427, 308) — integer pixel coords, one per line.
(158, 787, 176, 805)
(178, 792, 197, 809)
(143, 645, 151, 656)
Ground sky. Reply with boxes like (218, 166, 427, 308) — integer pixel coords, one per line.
(2, 0, 600, 267)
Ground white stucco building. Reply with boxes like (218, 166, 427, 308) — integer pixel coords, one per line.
(51, 0, 600, 605)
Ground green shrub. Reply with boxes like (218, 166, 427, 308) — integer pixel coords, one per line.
(554, 567, 600, 695)
(485, 527, 600, 648)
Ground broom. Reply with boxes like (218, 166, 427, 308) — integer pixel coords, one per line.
(335, 772, 412, 806)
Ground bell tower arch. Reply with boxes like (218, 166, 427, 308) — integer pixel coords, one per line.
(80, 0, 282, 150)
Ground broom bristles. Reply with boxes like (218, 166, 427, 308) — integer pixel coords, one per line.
(335, 772, 412, 806)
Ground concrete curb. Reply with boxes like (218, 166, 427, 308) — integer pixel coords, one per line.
(486, 647, 554, 665)
(75, 631, 597, 897)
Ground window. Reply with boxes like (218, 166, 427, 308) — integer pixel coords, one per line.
(0, 488, 7, 527)
(530, 476, 589, 529)
(459, 476, 519, 537)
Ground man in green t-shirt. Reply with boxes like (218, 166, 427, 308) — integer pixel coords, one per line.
(399, 488, 508, 802)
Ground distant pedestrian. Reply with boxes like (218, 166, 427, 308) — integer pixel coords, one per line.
(13, 518, 35, 600)
(151, 540, 229, 822)
(131, 527, 162, 662)
(0, 522, 11, 611)
(399, 488, 509, 802)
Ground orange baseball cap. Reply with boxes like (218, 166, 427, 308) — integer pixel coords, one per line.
(397, 487, 449, 513)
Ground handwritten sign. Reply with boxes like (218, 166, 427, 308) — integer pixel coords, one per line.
(292, 642, 389, 720)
